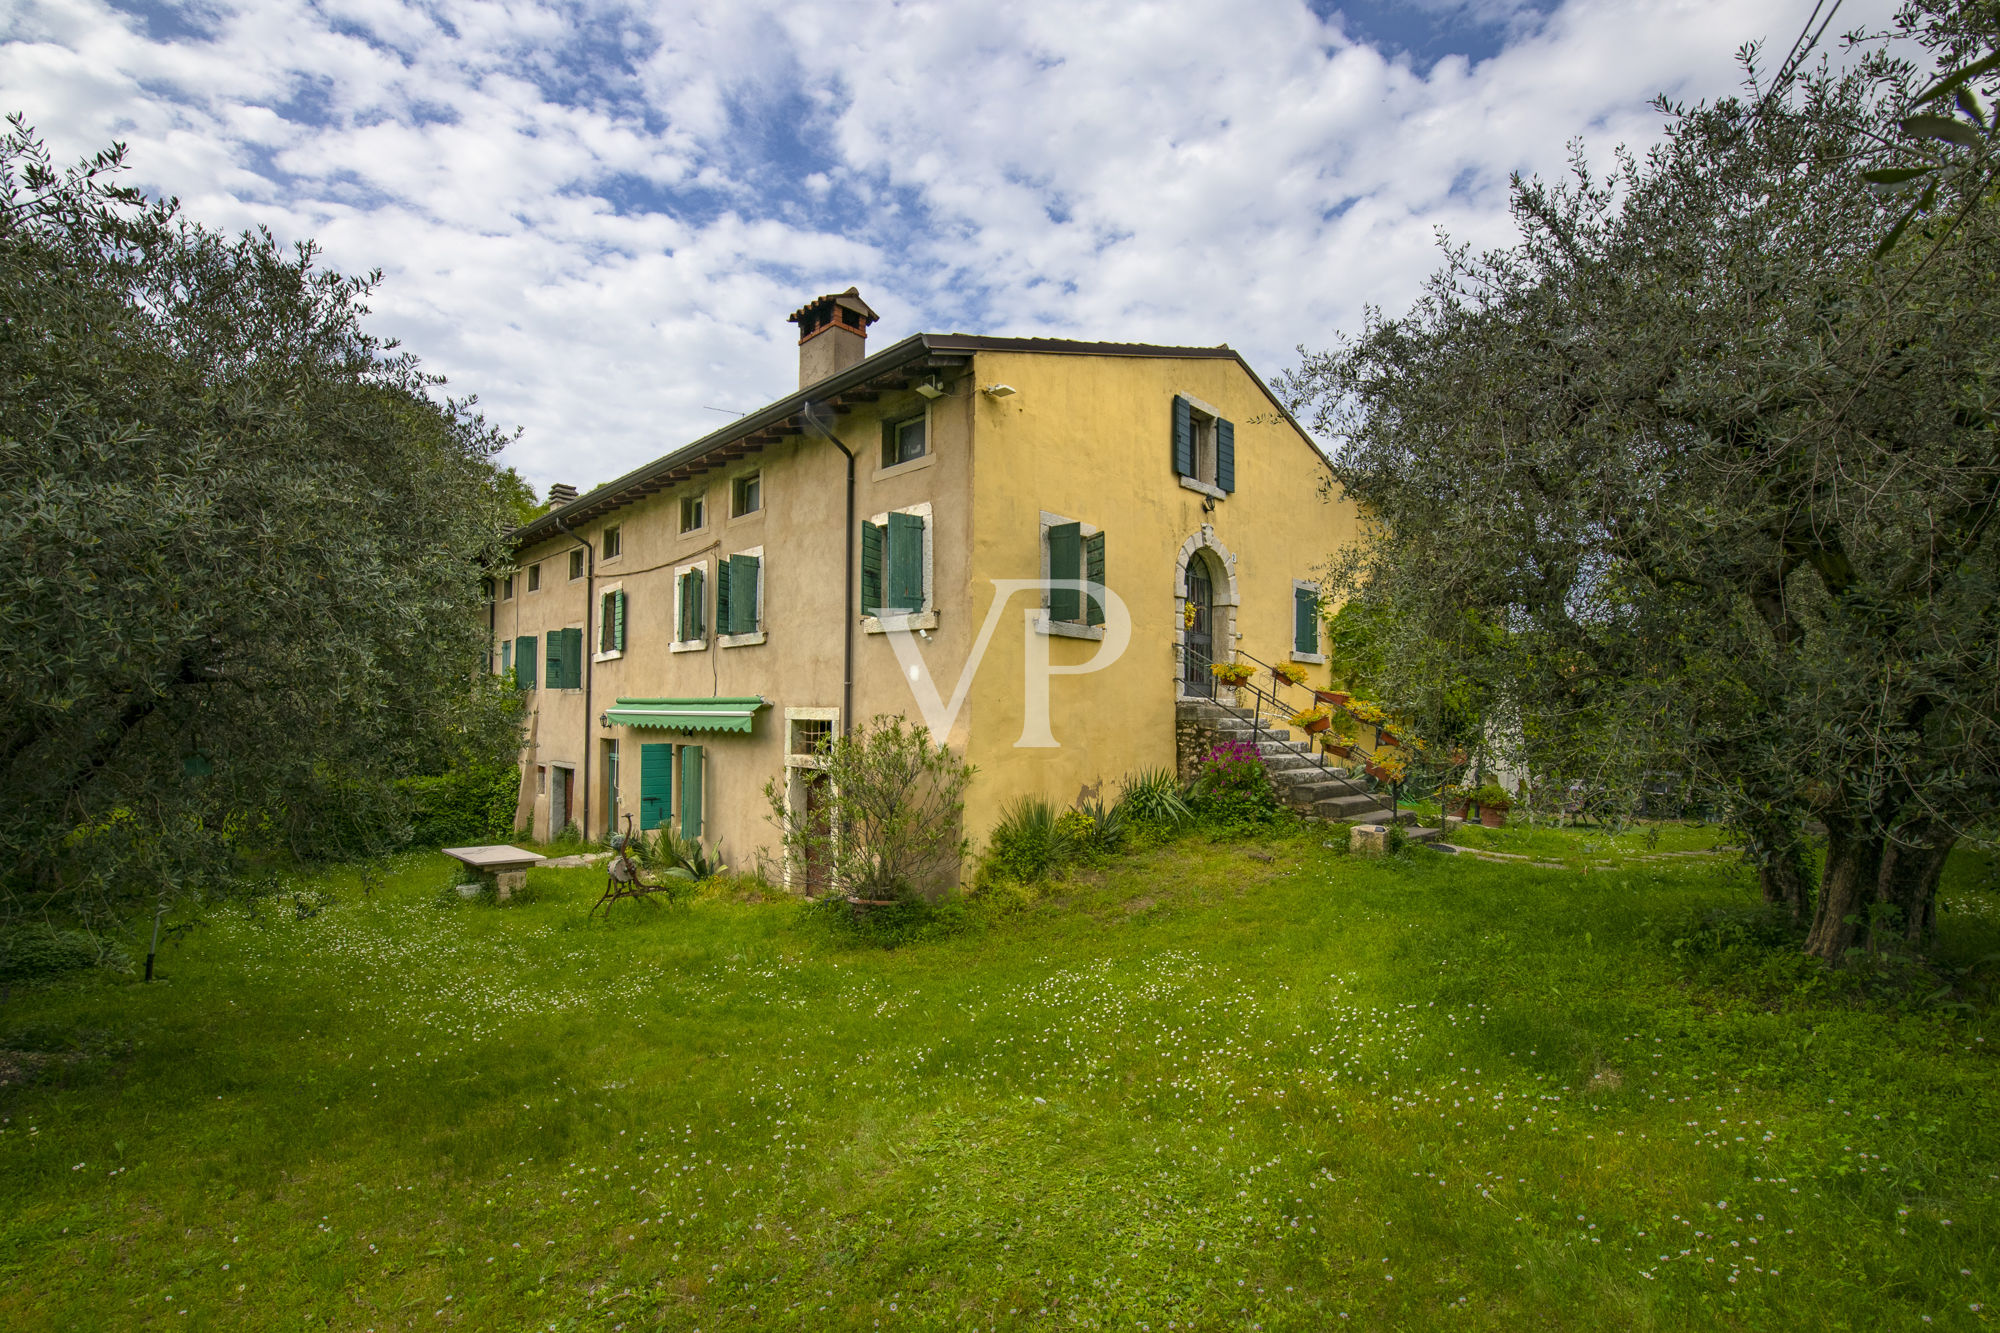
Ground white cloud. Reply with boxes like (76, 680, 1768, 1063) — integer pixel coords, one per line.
(0, 0, 1889, 490)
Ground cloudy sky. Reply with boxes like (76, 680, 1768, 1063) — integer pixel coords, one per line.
(3, 0, 1880, 493)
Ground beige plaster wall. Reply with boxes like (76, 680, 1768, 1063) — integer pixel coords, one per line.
(494, 374, 980, 874)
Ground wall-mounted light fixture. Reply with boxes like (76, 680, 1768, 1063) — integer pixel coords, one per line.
(914, 376, 945, 400)
(981, 383, 1017, 398)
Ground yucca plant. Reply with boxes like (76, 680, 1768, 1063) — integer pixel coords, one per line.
(1115, 768, 1192, 829)
(984, 796, 1069, 883)
(636, 825, 726, 882)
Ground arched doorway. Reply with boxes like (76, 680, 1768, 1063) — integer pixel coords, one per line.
(1175, 529, 1241, 700)
(1183, 557, 1215, 696)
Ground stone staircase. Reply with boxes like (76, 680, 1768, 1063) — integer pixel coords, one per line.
(1177, 698, 1441, 841)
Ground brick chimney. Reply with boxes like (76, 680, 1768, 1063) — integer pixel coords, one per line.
(546, 483, 578, 509)
(787, 287, 879, 388)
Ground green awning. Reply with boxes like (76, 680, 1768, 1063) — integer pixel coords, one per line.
(603, 696, 770, 735)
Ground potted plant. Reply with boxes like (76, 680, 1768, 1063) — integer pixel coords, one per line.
(1375, 729, 1401, 748)
(1315, 688, 1351, 706)
(1210, 661, 1256, 687)
(1287, 705, 1333, 735)
(1273, 661, 1310, 688)
(1469, 782, 1513, 828)
(1345, 699, 1386, 725)
(1441, 784, 1469, 818)
(1366, 749, 1409, 785)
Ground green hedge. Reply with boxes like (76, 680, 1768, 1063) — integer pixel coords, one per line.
(395, 764, 519, 847)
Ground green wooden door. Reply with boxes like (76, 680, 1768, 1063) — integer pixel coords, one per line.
(638, 743, 671, 832)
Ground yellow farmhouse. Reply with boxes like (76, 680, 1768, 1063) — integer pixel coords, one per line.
(494, 289, 1367, 882)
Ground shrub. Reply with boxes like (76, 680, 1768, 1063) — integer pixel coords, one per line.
(395, 763, 519, 847)
(1189, 741, 1281, 833)
(764, 715, 974, 901)
(797, 891, 974, 949)
(0, 925, 126, 984)
(984, 797, 1068, 884)
(1115, 769, 1192, 830)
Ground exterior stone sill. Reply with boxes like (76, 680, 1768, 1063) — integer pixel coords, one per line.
(718, 631, 767, 648)
(1289, 651, 1326, 665)
(669, 639, 707, 653)
(862, 611, 939, 634)
(1178, 476, 1226, 501)
(1033, 614, 1104, 641)
(873, 452, 936, 482)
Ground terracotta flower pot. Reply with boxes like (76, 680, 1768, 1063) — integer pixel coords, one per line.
(1444, 798, 1468, 818)
(1316, 690, 1350, 706)
(1479, 807, 1508, 828)
(1303, 715, 1331, 735)
(1376, 730, 1400, 748)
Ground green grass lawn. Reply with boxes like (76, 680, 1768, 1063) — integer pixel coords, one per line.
(3, 821, 1997, 1330)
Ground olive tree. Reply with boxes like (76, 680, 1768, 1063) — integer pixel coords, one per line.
(0, 120, 523, 943)
(1283, 6, 2000, 963)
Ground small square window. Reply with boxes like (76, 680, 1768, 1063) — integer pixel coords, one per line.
(603, 525, 621, 559)
(536, 765, 547, 795)
(502, 574, 515, 600)
(680, 494, 705, 533)
(789, 718, 833, 759)
(527, 564, 541, 593)
(733, 473, 762, 517)
(883, 416, 926, 468)
(568, 549, 585, 580)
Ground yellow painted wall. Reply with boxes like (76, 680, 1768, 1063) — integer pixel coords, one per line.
(958, 351, 1362, 846)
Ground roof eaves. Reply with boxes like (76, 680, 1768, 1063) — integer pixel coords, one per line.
(510, 333, 947, 547)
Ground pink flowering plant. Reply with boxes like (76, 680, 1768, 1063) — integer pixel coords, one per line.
(1190, 741, 1281, 832)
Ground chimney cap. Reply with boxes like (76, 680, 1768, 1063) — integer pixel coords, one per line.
(787, 287, 879, 340)
(546, 483, 579, 509)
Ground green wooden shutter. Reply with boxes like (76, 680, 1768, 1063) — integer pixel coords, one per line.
(886, 511, 924, 612)
(1295, 587, 1319, 654)
(613, 589, 625, 651)
(677, 572, 693, 642)
(1172, 395, 1194, 477)
(598, 591, 613, 653)
(1047, 521, 1081, 622)
(563, 628, 585, 688)
(715, 558, 732, 633)
(688, 567, 704, 639)
(860, 520, 883, 615)
(545, 632, 563, 690)
(678, 744, 703, 837)
(729, 553, 760, 635)
(517, 635, 536, 690)
(501, 638, 512, 677)
(638, 742, 672, 831)
(1084, 531, 1106, 627)
(1216, 417, 1236, 492)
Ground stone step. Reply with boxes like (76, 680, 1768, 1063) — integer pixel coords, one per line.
(1314, 792, 1392, 820)
(1213, 722, 1293, 744)
(1286, 783, 1372, 810)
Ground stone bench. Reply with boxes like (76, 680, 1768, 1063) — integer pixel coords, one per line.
(441, 844, 543, 901)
